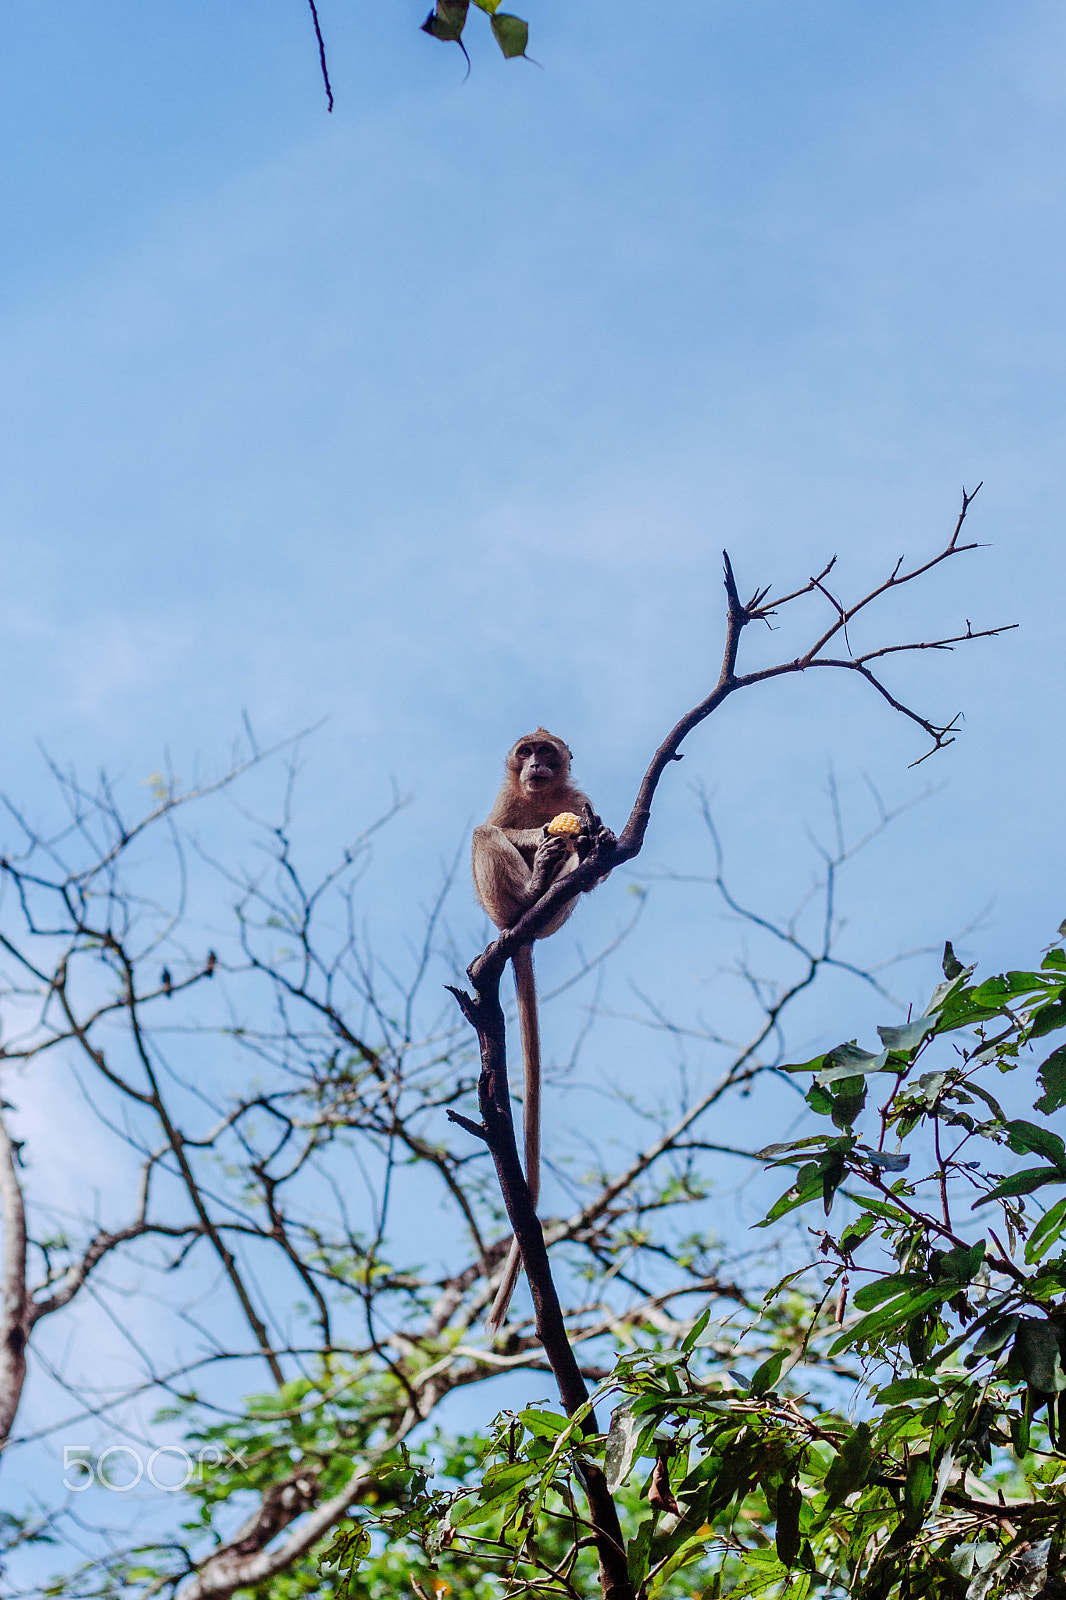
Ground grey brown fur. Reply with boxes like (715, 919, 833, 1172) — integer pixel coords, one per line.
(471, 730, 594, 1332)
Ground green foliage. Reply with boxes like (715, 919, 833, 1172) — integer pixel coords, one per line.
(97, 919, 1066, 1600)
(421, 0, 531, 63)
(318, 918, 1066, 1599)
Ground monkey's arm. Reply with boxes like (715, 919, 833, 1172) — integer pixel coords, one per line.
(501, 826, 549, 853)
(472, 825, 573, 930)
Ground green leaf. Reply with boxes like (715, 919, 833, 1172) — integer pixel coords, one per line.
(471, 0, 501, 10)
(1036, 1045, 1066, 1115)
(750, 1350, 786, 1396)
(822, 1422, 873, 1512)
(853, 1274, 925, 1312)
(840, 1214, 879, 1250)
(480, 1459, 536, 1497)
(626, 1516, 654, 1588)
(902, 1453, 934, 1531)
(775, 1480, 803, 1567)
(806, 1083, 834, 1117)
(757, 1163, 824, 1227)
(1003, 969, 1056, 995)
(682, 1307, 711, 1353)
(922, 969, 973, 1019)
(814, 1042, 892, 1083)
(319, 1523, 371, 1576)
(421, 0, 469, 41)
(830, 1076, 867, 1130)
(519, 1407, 569, 1438)
(943, 941, 965, 980)
(490, 11, 528, 56)
(972, 1165, 1066, 1206)
(649, 1531, 719, 1593)
(934, 1239, 985, 1281)
(822, 1149, 846, 1214)
(1026, 1197, 1066, 1265)
(1006, 1120, 1066, 1170)
(972, 1313, 1019, 1356)
(605, 1402, 645, 1493)
(781, 1052, 828, 1076)
(1030, 998, 1066, 1039)
(1012, 1318, 1066, 1394)
(935, 971, 1048, 1031)
(829, 1285, 949, 1356)
(877, 1017, 935, 1054)
(876, 1377, 940, 1403)
(757, 1135, 842, 1159)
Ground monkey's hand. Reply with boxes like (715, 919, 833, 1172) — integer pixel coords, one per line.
(575, 804, 616, 864)
(528, 833, 573, 899)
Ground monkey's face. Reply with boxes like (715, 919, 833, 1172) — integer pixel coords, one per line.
(511, 736, 569, 795)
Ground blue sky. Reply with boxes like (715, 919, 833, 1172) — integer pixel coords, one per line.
(0, 4, 1061, 949)
(0, 0, 1064, 1552)
(3, 0, 1064, 1253)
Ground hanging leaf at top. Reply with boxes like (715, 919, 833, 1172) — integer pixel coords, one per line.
(491, 12, 530, 58)
(421, 0, 531, 69)
(422, 0, 472, 73)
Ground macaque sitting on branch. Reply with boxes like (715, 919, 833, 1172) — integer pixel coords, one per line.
(472, 728, 600, 1332)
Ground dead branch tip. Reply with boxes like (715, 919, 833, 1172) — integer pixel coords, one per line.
(446, 1110, 489, 1143)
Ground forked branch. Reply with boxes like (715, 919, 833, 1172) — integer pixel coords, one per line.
(447, 488, 1012, 1600)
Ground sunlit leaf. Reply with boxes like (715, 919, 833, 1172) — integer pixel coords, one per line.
(682, 1307, 711, 1353)
(877, 1016, 935, 1054)
(922, 968, 972, 1018)
(518, 1407, 568, 1438)
(1027, 1197, 1066, 1264)
(814, 1042, 892, 1083)
(605, 1401, 644, 1493)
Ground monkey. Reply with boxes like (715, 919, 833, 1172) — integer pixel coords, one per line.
(472, 729, 598, 1333)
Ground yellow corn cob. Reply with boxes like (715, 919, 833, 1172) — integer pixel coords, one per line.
(547, 811, 583, 836)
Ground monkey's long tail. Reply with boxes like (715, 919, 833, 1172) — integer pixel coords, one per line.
(486, 943, 540, 1335)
